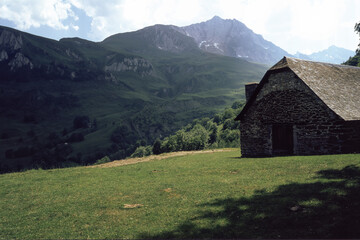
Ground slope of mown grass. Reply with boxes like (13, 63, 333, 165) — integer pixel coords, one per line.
(1, 150, 360, 239)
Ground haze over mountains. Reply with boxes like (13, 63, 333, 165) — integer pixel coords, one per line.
(99, 16, 353, 65)
(294, 45, 355, 64)
(0, 16, 355, 172)
(177, 16, 354, 64)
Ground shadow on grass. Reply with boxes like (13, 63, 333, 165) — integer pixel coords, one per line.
(141, 165, 360, 239)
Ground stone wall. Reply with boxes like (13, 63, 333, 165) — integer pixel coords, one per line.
(240, 68, 360, 157)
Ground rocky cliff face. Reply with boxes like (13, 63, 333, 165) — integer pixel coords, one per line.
(102, 24, 198, 55)
(143, 25, 196, 53)
(0, 29, 34, 71)
(105, 57, 153, 76)
(180, 16, 290, 64)
(0, 29, 23, 50)
(0, 50, 9, 61)
(0, 26, 155, 80)
(8, 52, 34, 70)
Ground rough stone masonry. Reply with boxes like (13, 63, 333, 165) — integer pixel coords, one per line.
(235, 57, 360, 157)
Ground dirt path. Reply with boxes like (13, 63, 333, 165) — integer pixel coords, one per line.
(87, 149, 235, 169)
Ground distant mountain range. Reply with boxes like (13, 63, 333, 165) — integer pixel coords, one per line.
(109, 16, 353, 65)
(101, 16, 288, 65)
(178, 16, 354, 64)
(0, 16, 356, 172)
(294, 45, 355, 64)
(0, 22, 267, 171)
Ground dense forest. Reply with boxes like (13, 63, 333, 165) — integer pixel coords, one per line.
(0, 25, 266, 173)
(0, 100, 245, 173)
(128, 101, 244, 159)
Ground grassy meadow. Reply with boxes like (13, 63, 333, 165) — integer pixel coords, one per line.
(1, 149, 360, 239)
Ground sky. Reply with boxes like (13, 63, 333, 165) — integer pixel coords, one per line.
(0, 0, 359, 54)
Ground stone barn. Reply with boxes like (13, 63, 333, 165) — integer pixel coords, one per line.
(235, 56, 360, 157)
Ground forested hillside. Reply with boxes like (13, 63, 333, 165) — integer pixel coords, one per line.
(129, 101, 244, 159)
(0, 25, 266, 173)
(344, 51, 360, 66)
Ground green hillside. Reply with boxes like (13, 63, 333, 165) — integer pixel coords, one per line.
(1, 150, 360, 239)
(0, 25, 267, 172)
(344, 51, 360, 66)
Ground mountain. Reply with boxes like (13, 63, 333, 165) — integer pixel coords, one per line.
(0, 25, 267, 172)
(179, 16, 291, 64)
(102, 16, 292, 65)
(102, 24, 199, 55)
(293, 52, 312, 61)
(294, 45, 355, 64)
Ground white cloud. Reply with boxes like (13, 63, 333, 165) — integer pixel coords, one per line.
(0, 0, 77, 30)
(0, 0, 358, 53)
(65, 0, 217, 40)
(71, 24, 79, 31)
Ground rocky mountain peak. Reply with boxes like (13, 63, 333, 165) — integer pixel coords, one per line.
(181, 16, 290, 64)
(210, 15, 222, 21)
(102, 16, 291, 64)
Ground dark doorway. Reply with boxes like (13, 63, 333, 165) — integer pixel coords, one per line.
(272, 124, 293, 155)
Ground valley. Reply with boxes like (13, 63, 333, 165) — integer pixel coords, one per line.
(0, 23, 266, 172)
(0, 16, 356, 172)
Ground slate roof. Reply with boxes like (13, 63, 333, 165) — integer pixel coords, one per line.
(236, 56, 360, 121)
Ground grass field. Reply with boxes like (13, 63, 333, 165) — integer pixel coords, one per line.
(1, 149, 360, 239)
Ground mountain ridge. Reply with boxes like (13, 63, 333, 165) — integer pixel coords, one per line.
(294, 45, 355, 64)
(2, 16, 354, 172)
(101, 16, 292, 65)
(0, 24, 267, 172)
(179, 16, 291, 64)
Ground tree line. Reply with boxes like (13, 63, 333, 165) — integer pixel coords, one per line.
(129, 101, 244, 158)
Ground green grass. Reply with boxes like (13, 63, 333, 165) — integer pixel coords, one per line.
(1, 150, 360, 239)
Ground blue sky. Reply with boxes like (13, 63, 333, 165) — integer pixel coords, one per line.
(0, 0, 359, 54)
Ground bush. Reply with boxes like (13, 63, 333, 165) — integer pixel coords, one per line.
(185, 124, 209, 150)
(95, 156, 111, 165)
(231, 101, 244, 109)
(223, 119, 233, 130)
(223, 108, 235, 120)
(213, 114, 222, 124)
(152, 138, 162, 155)
(208, 124, 218, 144)
(161, 135, 178, 153)
(111, 125, 137, 147)
(219, 129, 240, 143)
(131, 146, 152, 158)
(128, 99, 245, 158)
